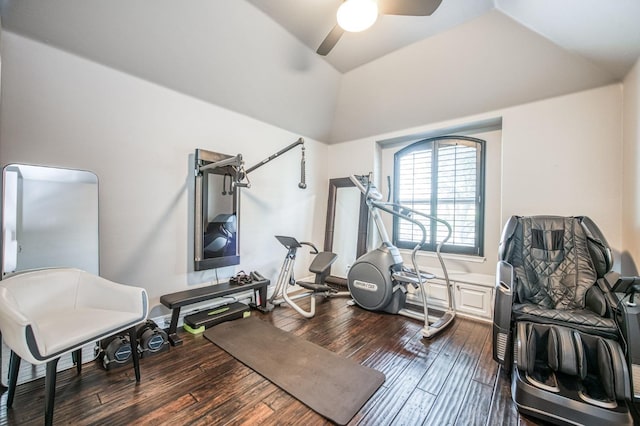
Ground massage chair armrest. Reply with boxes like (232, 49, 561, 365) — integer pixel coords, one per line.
(494, 261, 515, 328)
(588, 271, 640, 319)
(493, 260, 515, 365)
(616, 295, 640, 399)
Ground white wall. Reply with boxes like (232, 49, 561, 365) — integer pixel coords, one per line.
(500, 85, 622, 242)
(329, 84, 624, 277)
(0, 32, 329, 316)
(622, 58, 640, 274)
(328, 138, 378, 179)
(0, 0, 342, 142)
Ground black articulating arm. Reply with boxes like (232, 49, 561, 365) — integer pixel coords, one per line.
(240, 138, 306, 189)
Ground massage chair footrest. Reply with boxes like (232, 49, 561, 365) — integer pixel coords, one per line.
(512, 367, 634, 426)
(511, 322, 633, 425)
(516, 322, 631, 402)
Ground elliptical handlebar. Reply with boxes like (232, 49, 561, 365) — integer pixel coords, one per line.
(386, 203, 452, 287)
(348, 174, 453, 288)
(350, 174, 383, 201)
(299, 241, 319, 254)
(367, 201, 452, 287)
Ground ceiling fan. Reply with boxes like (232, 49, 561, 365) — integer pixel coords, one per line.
(317, 0, 443, 56)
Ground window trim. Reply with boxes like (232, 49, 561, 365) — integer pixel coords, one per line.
(392, 135, 486, 256)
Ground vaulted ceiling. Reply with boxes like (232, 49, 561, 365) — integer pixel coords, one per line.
(1, 0, 638, 143)
(246, 0, 640, 78)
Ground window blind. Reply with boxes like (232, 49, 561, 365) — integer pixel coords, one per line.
(393, 136, 485, 256)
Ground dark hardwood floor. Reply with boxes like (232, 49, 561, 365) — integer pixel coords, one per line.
(0, 297, 546, 425)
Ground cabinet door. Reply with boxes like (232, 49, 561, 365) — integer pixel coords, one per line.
(455, 282, 493, 319)
(423, 279, 449, 309)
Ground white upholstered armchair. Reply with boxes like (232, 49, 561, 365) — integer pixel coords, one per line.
(0, 268, 148, 425)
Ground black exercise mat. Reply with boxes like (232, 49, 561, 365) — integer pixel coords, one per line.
(204, 316, 385, 425)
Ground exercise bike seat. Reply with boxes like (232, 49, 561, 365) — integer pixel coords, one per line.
(295, 252, 338, 293)
(309, 252, 338, 275)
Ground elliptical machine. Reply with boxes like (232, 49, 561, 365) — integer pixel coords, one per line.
(347, 174, 455, 338)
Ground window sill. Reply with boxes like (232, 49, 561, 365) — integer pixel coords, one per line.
(398, 248, 486, 264)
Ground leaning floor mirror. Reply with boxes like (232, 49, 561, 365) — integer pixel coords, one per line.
(1, 163, 99, 385)
(324, 177, 369, 286)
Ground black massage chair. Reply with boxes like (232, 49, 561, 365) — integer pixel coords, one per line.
(492, 215, 640, 425)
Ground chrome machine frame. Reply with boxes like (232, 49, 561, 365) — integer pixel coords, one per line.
(268, 237, 349, 318)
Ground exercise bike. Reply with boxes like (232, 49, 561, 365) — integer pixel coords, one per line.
(347, 174, 455, 338)
(268, 236, 350, 318)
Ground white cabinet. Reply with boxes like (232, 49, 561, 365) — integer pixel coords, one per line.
(408, 276, 494, 322)
(455, 282, 493, 320)
(424, 279, 449, 309)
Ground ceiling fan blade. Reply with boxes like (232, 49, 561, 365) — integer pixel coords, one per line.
(316, 24, 345, 56)
(378, 0, 443, 16)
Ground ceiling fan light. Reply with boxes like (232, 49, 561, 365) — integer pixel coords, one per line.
(337, 0, 378, 33)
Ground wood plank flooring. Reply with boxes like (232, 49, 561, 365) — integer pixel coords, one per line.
(0, 297, 547, 425)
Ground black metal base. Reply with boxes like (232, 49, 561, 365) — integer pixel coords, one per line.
(167, 333, 183, 346)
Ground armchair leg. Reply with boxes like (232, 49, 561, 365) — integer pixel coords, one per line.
(7, 350, 21, 408)
(128, 326, 141, 382)
(72, 348, 82, 374)
(45, 358, 59, 426)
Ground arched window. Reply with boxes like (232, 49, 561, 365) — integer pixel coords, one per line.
(393, 136, 486, 256)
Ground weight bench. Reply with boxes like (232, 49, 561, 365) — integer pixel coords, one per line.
(160, 278, 269, 346)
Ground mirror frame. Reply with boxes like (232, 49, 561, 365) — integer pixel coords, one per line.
(324, 177, 369, 284)
(194, 149, 241, 271)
